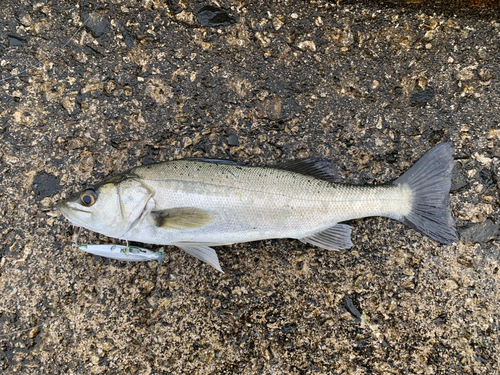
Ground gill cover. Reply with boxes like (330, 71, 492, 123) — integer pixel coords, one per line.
(111, 179, 155, 235)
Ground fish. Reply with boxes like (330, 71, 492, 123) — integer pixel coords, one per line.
(56, 142, 458, 272)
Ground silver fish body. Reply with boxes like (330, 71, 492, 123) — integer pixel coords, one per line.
(57, 143, 457, 271)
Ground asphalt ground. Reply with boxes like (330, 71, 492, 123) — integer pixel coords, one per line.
(0, 1, 499, 374)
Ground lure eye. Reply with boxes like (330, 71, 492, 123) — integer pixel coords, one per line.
(80, 189, 97, 207)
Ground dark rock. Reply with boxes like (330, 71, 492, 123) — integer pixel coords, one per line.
(459, 220, 499, 244)
(123, 30, 134, 49)
(142, 156, 156, 165)
(451, 162, 468, 192)
(479, 169, 493, 186)
(411, 89, 435, 107)
(196, 6, 236, 27)
(344, 295, 361, 319)
(166, 0, 183, 14)
(32, 172, 61, 200)
(7, 34, 27, 46)
(84, 11, 110, 38)
(227, 134, 239, 146)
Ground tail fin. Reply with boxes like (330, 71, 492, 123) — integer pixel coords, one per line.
(394, 142, 458, 244)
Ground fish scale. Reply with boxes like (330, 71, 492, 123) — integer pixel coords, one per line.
(134, 166, 409, 242)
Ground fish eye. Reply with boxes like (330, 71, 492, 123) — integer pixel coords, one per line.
(80, 189, 97, 207)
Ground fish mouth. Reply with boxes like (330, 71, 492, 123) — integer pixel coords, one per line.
(54, 201, 68, 217)
(55, 201, 71, 218)
(55, 201, 92, 228)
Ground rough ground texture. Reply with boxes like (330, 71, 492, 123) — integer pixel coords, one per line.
(1, 0, 499, 374)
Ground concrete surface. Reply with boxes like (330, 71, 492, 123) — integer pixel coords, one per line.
(0, 0, 499, 374)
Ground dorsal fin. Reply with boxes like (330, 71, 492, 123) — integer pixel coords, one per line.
(184, 158, 248, 166)
(271, 158, 340, 183)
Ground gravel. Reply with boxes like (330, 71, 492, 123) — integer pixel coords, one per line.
(0, 0, 499, 373)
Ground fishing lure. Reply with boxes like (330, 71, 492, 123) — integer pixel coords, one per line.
(77, 244, 165, 264)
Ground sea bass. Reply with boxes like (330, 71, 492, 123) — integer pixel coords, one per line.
(56, 143, 457, 271)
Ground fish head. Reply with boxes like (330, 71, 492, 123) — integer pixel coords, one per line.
(56, 174, 155, 238)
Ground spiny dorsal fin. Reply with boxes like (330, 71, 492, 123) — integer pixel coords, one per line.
(271, 158, 340, 183)
(184, 158, 248, 166)
(300, 223, 353, 251)
(151, 207, 213, 230)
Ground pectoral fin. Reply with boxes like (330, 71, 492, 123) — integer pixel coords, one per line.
(151, 207, 213, 230)
(300, 224, 353, 251)
(176, 245, 223, 272)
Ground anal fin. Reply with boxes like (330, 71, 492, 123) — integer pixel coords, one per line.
(176, 245, 223, 272)
(300, 224, 353, 251)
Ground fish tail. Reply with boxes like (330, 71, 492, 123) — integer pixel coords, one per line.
(393, 142, 458, 244)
